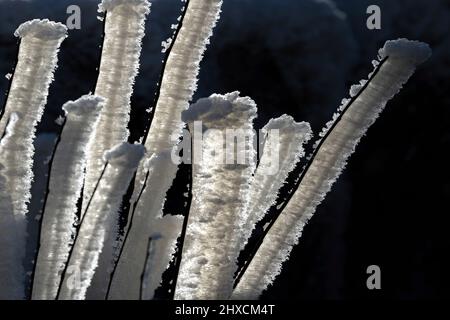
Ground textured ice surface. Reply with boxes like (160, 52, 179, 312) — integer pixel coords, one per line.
(232, 39, 431, 300)
(32, 95, 104, 300)
(0, 20, 66, 299)
(175, 92, 257, 300)
(59, 143, 144, 300)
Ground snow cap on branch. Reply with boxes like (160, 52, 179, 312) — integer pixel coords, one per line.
(181, 91, 257, 128)
(63, 95, 105, 117)
(379, 39, 431, 64)
(262, 114, 311, 135)
(103, 142, 146, 168)
(14, 19, 67, 40)
(98, 0, 151, 14)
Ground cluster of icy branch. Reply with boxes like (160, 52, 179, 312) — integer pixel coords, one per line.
(0, 0, 431, 302)
(108, 0, 224, 300)
(232, 39, 432, 299)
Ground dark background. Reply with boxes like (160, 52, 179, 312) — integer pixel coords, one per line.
(1, 0, 449, 299)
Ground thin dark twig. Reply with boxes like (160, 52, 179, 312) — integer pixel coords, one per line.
(233, 56, 390, 289)
(139, 236, 154, 300)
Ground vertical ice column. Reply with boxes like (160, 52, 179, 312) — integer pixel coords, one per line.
(238, 115, 312, 251)
(32, 95, 104, 300)
(174, 92, 257, 300)
(83, 0, 150, 215)
(0, 19, 67, 300)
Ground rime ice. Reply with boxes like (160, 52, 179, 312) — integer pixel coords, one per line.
(32, 95, 104, 300)
(232, 39, 432, 300)
(0, 19, 67, 299)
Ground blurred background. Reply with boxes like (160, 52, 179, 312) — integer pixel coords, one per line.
(0, 0, 449, 299)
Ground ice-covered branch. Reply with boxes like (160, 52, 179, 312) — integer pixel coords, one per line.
(174, 92, 257, 300)
(107, 150, 179, 299)
(239, 115, 312, 251)
(59, 143, 145, 300)
(232, 39, 431, 300)
(109, 0, 223, 300)
(83, 0, 150, 214)
(31, 95, 104, 300)
(143, 0, 223, 152)
(0, 19, 67, 299)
